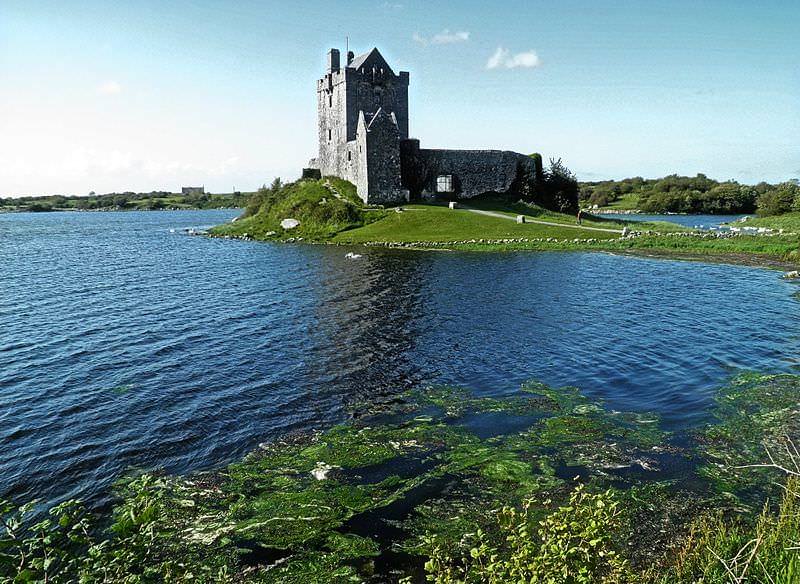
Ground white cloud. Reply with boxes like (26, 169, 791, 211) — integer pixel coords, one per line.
(486, 47, 541, 70)
(431, 29, 470, 44)
(412, 32, 427, 45)
(413, 29, 470, 46)
(97, 80, 122, 95)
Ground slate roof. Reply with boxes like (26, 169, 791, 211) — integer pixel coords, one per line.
(348, 47, 395, 76)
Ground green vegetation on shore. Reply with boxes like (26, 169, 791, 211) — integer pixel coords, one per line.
(209, 177, 800, 266)
(0, 190, 249, 212)
(4, 373, 800, 582)
(580, 174, 800, 216)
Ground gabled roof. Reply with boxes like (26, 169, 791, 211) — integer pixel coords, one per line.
(348, 47, 395, 76)
(366, 108, 398, 131)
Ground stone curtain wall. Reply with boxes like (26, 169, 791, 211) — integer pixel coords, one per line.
(401, 145, 536, 200)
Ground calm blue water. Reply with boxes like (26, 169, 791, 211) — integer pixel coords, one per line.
(2, 210, 799, 508)
(602, 213, 747, 229)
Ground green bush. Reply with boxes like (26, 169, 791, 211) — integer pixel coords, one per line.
(423, 483, 630, 584)
(757, 182, 800, 216)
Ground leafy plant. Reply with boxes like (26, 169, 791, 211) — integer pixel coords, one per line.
(423, 482, 631, 583)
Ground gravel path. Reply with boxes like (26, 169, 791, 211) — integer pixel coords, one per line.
(462, 207, 624, 234)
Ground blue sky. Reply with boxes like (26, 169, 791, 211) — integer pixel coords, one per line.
(2, 0, 798, 196)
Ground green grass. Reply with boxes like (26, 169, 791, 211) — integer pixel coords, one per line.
(592, 191, 642, 211)
(739, 212, 800, 231)
(333, 204, 623, 243)
(209, 181, 799, 265)
(210, 179, 380, 241)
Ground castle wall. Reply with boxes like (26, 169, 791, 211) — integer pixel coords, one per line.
(400, 143, 536, 200)
(315, 67, 349, 178)
(345, 69, 409, 141)
(362, 112, 408, 205)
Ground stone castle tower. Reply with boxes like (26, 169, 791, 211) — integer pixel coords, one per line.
(310, 47, 410, 204)
(308, 47, 537, 205)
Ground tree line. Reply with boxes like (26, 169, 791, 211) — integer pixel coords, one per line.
(580, 174, 800, 215)
(0, 191, 250, 212)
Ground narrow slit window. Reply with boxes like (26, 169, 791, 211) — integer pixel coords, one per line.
(328, 95, 332, 107)
(436, 175, 453, 193)
(328, 129, 332, 141)
(347, 151, 352, 161)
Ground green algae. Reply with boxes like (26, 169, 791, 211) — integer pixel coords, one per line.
(109, 380, 670, 580)
(696, 372, 800, 498)
(57, 373, 800, 581)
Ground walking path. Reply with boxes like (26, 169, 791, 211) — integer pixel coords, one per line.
(462, 207, 624, 234)
(323, 180, 344, 201)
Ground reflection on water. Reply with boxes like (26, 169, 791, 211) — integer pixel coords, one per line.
(0, 210, 798, 507)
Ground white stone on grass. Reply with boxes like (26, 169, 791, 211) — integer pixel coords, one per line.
(280, 218, 300, 230)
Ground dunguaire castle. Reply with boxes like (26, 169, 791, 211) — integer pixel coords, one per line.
(307, 47, 539, 205)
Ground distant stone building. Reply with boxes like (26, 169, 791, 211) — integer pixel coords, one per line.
(307, 47, 538, 205)
(181, 186, 205, 195)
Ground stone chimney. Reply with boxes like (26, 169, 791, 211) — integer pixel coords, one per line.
(327, 48, 340, 73)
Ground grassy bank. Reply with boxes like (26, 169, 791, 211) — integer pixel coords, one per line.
(209, 178, 800, 265)
(739, 212, 800, 232)
(3, 373, 800, 582)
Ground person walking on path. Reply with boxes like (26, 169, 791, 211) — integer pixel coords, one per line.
(577, 208, 582, 225)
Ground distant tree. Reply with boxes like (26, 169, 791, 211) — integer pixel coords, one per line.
(112, 195, 129, 209)
(50, 195, 68, 208)
(757, 182, 799, 216)
(26, 203, 53, 212)
(541, 158, 579, 213)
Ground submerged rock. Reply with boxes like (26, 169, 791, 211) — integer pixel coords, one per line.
(311, 461, 336, 480)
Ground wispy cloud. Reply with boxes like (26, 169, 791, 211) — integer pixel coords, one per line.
(486, 47, 541, 70)
(413, 29, 470, 46)
(381, 1, 403, 9)
(97, 80, 122, 95)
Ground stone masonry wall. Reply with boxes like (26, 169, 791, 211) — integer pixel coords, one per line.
(400, 143, 536, 200)
(364, 114, 408, 205)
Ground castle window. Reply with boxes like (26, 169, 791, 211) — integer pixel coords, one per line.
(328, 129, 332, 141)
(436, 175, 454, 193)
(347, 151, 352, 161)
(328, 95, 332, 107)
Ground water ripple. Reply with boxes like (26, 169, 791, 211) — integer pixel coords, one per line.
(1, 210, 799, 508)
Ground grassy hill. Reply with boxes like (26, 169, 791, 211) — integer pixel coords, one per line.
(211, 178, 681, 243)
(209, 178, 386, 240)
